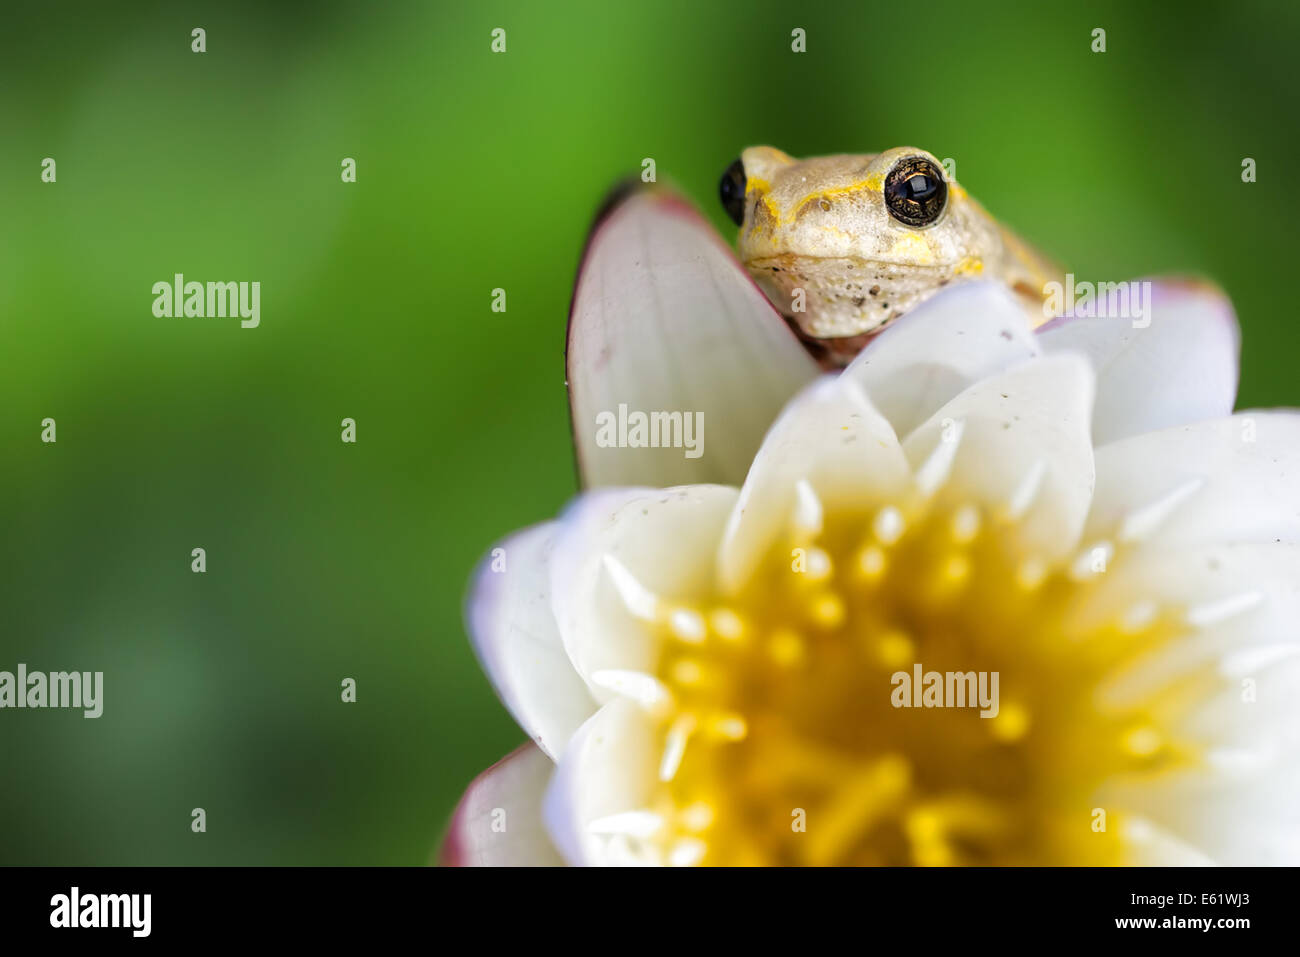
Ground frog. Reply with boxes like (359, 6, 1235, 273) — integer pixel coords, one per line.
(719, 145, 1064, 366)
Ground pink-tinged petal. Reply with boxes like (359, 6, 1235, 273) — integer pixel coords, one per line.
(440, 744, 565, 867)
(547, 485, 739, 695)
(1036, 278, 1239, 444)
(843, 281, 1041, 441)
(901, 354, 1096, 562)
(718, 375, 911, 592)
(467, 523, 596, 759)
(567, 186, 820, 489)
(1086, 412, 1300, 551)
(542, 698, 661, 866)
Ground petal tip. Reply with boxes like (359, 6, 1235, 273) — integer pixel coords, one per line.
(438, 744, 561, 867)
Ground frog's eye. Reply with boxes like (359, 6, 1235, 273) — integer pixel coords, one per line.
(884, 156, 947, 227)
(719, 158, 747, 226)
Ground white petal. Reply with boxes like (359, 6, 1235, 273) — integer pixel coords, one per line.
(718, 375, 912, 591)
(548, 486, 739, 695)
(1105, 659, 1300, 866)
(567, 187, 820, 489)
(1115, 816, 1218, 866)
(901, 353, 1096, 561)
(441, 745, 565, 866)
(1037, 279, 1239, 444)
(1077, 544, 1300, 709)
(1118, 781, 1300, 866)
(542, 698, 661, 866)
(1075, 542, 1300, 639)
(843, 281, 1041, 440)
(466, 523, 597, 759)
(1086, 411, 1300, 550)
(1091, 545, 1300, 865)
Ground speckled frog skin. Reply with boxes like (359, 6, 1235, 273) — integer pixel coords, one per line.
(722, 145, 1063, 365)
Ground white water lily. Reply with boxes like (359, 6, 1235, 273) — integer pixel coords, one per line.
(442, 188, 1300, 867)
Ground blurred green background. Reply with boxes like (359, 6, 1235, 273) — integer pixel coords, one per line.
(2, 0, 1296, 864)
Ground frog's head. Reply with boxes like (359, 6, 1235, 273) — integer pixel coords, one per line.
(721, 145, 1005, 343)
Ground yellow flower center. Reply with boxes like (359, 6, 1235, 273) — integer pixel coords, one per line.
(646, 498, 1208, 866)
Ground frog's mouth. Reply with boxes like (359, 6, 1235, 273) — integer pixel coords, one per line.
(744, 254, 956, 345)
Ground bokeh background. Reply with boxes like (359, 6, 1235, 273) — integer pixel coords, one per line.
(2, 0, 1296, 864)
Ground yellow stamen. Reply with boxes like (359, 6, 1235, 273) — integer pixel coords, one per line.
(643, 501, 1201, 865)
